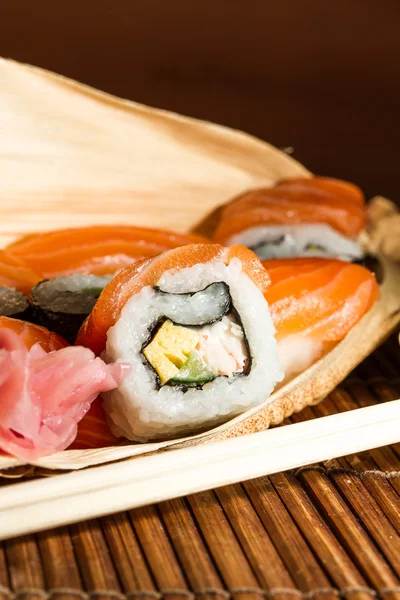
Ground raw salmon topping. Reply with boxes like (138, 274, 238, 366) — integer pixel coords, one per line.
(263, 257, 379, 341)
(214, 176, 366, 243)
(0, 250, 41, 294)
(7, 225, 209, 278)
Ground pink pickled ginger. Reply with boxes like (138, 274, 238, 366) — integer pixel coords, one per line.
(0, 328, 128, 460)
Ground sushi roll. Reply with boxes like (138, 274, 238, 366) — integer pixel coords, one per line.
(0, 250, 42, 321)
(7, 225, 209, 278)
(214, 177, 366, 262)
(262, 257, 379, 380)
(30, 274, 114, 343)
(77, 244, 283, 441)
(0, 287, 32, 320)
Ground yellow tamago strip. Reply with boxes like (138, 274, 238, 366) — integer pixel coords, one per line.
(143, 320, 198, 384)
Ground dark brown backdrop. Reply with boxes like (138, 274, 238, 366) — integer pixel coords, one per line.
(2, 1, 400, 200)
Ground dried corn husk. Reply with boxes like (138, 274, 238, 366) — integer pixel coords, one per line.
(365, 196, 400, 261)
(0, 58, 399, 474)
(0, 58, 308, 245)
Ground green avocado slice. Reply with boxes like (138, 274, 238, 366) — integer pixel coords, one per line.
(81, 287, 105, 297)
(304, 243, 327, 253)
(169, 350, 217, 387)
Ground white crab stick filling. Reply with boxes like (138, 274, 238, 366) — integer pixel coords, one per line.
(189, 315, 247, 377)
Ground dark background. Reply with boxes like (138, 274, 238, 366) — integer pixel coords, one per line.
(2, 1, 400, 201)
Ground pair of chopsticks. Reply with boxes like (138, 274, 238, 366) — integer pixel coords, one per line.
(0, 399, 399, 540)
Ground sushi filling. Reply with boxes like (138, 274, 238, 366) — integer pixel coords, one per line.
(230, 224, 364, 262)
(142, 282, 249, 388)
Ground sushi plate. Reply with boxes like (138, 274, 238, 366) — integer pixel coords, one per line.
(0, 59, 400, 536)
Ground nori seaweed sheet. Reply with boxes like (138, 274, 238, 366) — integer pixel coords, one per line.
(30, 281, 100, 344)
(30, 306, 87, 344)
(141, 281, 252, 391)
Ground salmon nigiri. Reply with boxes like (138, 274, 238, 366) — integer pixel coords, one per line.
(0, 317, 128, 460)
(7, 225, 210, 278)
(214, 177, 366, 262)
(263, 258, 379, 379)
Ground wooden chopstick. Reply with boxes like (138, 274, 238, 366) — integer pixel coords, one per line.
(0, 399, 399, 540)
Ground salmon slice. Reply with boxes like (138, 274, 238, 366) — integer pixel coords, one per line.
(0, 316, 67, 351)
(69, 398, 119, 449)
(7, 225, 209, 278)
(276, 177, 365, 206)
(263, 258, 379, 341)
(77, 243, 271, 355)
(214, 176, 366, 243)
(0, 250, 42, 294)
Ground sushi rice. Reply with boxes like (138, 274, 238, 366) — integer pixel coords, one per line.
(228, 224, 364, 262)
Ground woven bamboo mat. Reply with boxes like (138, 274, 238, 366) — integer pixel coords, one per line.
(1, 334, 400, 600)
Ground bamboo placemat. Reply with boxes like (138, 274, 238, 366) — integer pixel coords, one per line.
(1, 334, 400, 600)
